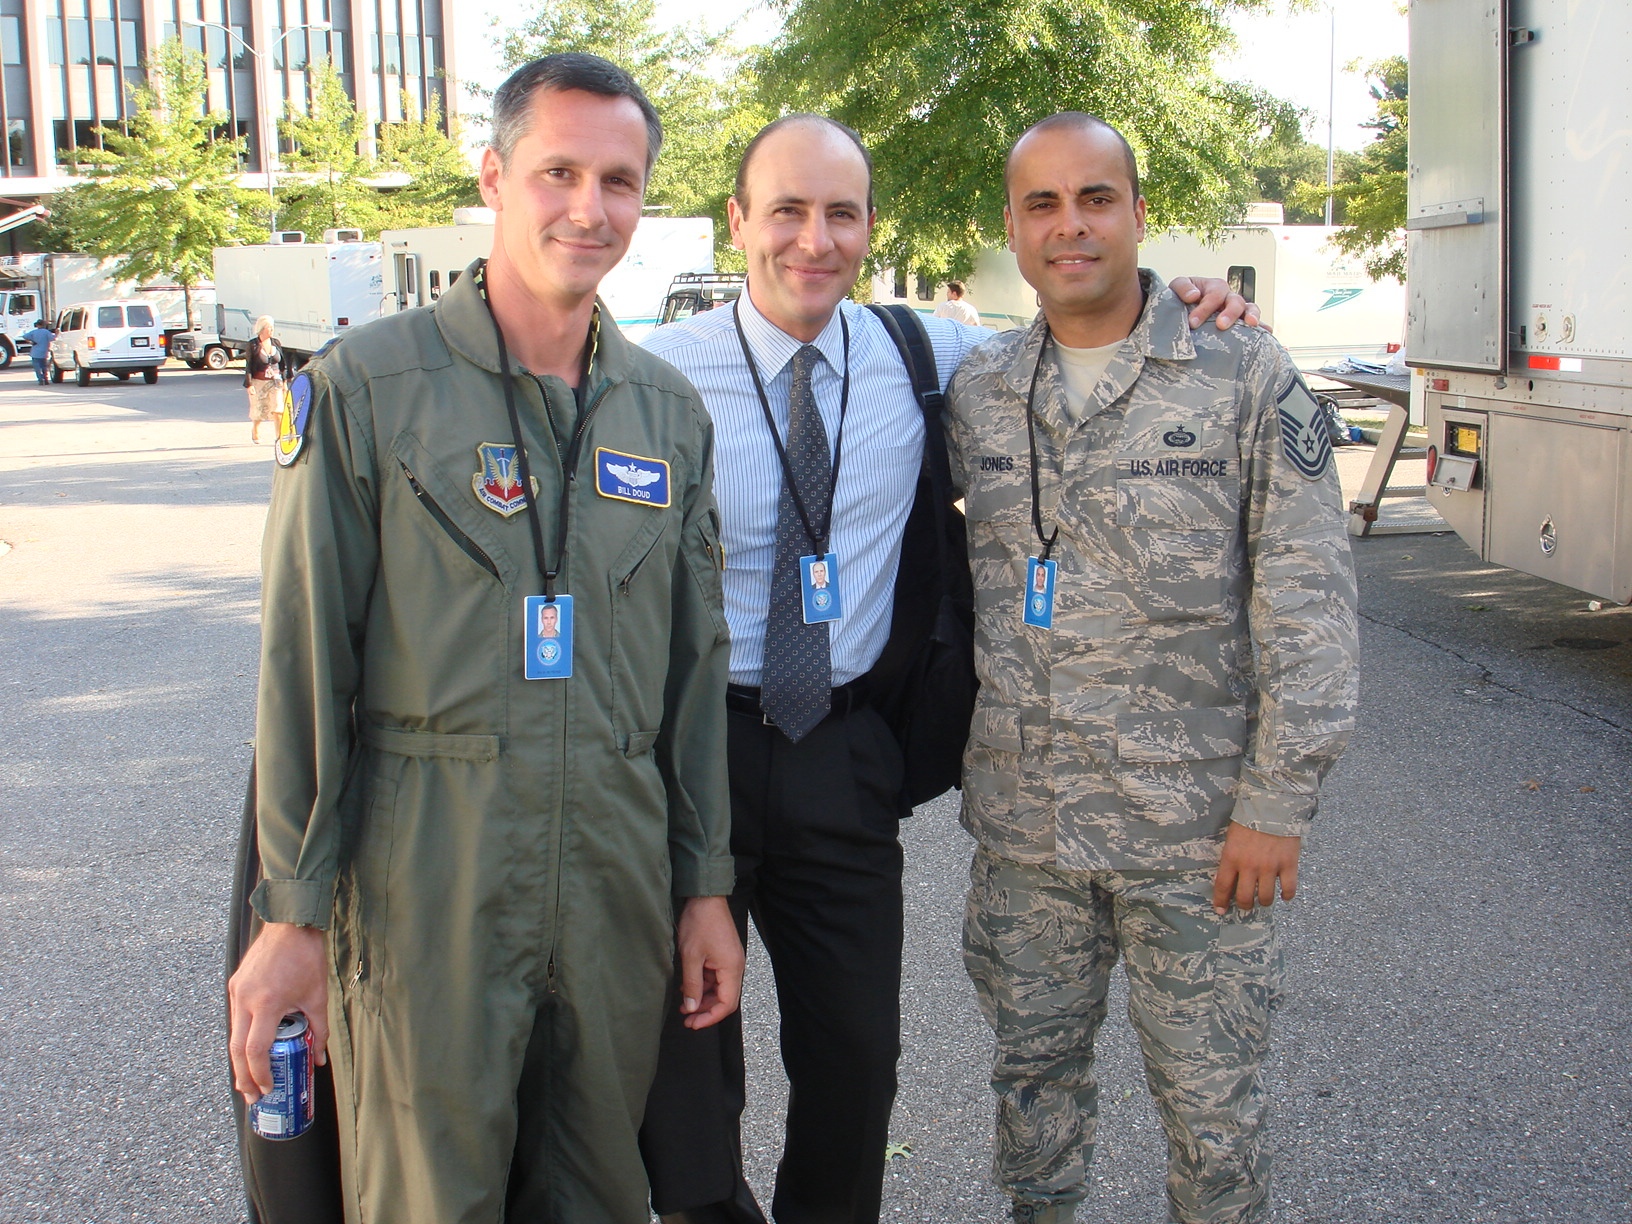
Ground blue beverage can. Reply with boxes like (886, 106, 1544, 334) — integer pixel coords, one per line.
(248, 1012, 314, 1141)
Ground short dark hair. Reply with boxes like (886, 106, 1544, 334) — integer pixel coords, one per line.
(1004, 112, 1141, 204)
(734, 114, 874, 216)
(945, 281, 965, 297)
(490, 53, 663, 177)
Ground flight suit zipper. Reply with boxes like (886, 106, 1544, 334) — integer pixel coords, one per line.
(399, 460, 501, 580)
(530, 373, 614, 997)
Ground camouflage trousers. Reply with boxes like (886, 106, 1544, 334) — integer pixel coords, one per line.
(963, 846, 1279, 1224)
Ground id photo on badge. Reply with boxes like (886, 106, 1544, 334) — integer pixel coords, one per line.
(524, 595, 574, 679)
(800, 553, 842, 624)
(1024, 557, 1056, 628)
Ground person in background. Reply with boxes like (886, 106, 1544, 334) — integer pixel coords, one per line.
(23, 319, 55, 384)
(934, 281, 981, 327)
(243, 315, 290, 444)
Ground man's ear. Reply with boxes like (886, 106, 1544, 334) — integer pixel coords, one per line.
(478, 147, 505, 211)
(1134, 195, 1147, 244)
(727, 196, 747, 251)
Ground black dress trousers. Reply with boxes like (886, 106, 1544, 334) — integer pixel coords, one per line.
(640, 699, 907, 1224)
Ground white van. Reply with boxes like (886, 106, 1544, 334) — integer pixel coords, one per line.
(48, 299, 165, 385)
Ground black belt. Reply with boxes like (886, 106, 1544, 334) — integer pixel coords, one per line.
(726, 677, 870, 725)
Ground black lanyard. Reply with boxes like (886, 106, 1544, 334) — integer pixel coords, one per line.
(475, 261, 597, 601)
(731, 298, 850, 554)
(1024, 330, 1060, 562)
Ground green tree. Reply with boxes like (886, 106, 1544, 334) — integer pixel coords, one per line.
(757, 0, 1293, 280)
(497, 0, 769, 265)
(276, 58, 378, 237)
(60, 39, 259, 326)
(1295, 56, 1407, 279)
(376, 92, 483, 230)
(1249, 132, 1358, 226)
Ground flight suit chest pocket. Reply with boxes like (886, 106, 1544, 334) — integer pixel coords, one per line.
(1113, 451, 1242, 620)
(389, 432, 513, 587)
(959, 423, 1032, 526)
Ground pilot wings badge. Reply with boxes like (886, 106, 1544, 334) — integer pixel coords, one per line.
(594, 447, 671, 508)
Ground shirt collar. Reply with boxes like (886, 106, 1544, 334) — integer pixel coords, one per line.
(735, 280, 848, 378)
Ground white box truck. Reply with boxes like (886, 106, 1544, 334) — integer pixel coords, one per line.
(380, 214, 715, 343)
(213, 239, 385, 363)
(1407, 0, 1632, 604)
(872, 213, 1407, 370)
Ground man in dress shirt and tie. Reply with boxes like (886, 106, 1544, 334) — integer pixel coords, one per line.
(637, 113, 1255, 1224)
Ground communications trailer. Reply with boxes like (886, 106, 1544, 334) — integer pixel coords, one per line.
(1404, 0, 1632, 603)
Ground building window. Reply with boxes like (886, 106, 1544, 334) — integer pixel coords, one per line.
(7, 119, 28, 170)
(1, 14, 21, 65)
(893, 269, 907, 298)
(68, 18, 90, 64)
(120, 19, 137, 65)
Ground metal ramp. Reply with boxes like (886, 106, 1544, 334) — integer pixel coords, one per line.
(1313, 371, 1447, 537)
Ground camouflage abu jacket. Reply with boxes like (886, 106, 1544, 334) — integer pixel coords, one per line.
(946, 272, 1359, 871)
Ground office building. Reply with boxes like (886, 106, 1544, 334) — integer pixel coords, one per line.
(0, 0, 458, 201)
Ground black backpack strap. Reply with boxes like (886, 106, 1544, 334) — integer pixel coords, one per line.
(865, 303, 956, 570)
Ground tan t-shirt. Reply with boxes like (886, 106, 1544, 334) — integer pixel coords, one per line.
(1053, 338, 1124, 414)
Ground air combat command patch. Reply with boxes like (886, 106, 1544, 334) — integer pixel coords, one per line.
(1277, 371, 1332, 481)
(473, 443, 537, 517)
(274, 373, 314, 467)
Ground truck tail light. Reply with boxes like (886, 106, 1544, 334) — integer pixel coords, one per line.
(1425, 446, 1438, 484)
(86, 336, 96, 349)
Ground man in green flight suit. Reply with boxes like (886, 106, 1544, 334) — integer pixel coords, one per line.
(227, 53, 743, 1223)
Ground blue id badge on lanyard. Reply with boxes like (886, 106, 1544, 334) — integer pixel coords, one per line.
(523, 595, 574, 679)
(800, 553, 843, 624)
(1024, 557, 1057, 628)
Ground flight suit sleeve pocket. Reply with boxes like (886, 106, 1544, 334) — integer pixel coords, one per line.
(1116, 706, 1246, 762)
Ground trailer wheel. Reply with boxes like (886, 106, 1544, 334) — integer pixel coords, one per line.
(143, 367, 158, 384)
(76, 362, 90, 387)
(204, 346, 229, 371)
(49, 358, 63, 384)
(0, 338, 12, 370)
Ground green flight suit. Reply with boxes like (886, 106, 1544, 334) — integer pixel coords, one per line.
(249, 264, 734, 1223)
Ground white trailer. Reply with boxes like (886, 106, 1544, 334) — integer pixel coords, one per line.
(213, 240, 385, 361)
(873, 213, 1407, 370)
(1399, 0, 1632, 604)
(380, 215, 715, 343)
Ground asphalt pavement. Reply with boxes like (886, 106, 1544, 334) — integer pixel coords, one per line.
(1, 365, 1628, 1223)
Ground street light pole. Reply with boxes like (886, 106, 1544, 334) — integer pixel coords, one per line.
(1325, 3, 1336, 227)
(181, 17, 330, 239)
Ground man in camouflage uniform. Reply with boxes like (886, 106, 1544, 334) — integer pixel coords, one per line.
(947, 113, 1359, 1224)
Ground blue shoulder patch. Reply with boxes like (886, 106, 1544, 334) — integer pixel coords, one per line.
(274, 373, 315, 468)
(1276, 371, 1331, 481)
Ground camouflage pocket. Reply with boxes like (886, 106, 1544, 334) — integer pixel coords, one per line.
(1113, 705, 1245, 830)
(1113, 469, 1240, 620)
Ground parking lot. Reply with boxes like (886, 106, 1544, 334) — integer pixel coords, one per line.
(1, 362, 1629, 1223)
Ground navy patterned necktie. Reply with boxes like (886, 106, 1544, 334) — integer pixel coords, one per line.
(760, 344, 832, 742)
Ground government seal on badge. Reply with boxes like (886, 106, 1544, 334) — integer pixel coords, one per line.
(274, 374, 315, 468)
(473, 443, 537, 517)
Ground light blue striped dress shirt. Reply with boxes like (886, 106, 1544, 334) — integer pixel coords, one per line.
(643, 288, 990, 686)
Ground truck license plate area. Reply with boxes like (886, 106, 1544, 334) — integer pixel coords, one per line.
(130, 336, 149, 347)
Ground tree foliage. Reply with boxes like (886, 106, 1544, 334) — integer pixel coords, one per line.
(1295, 55, 1407, 280)
(58, 39, 260, 323)
(276, 58, 378, 236)
(497, 0, 770, 267)
(375, 93, 483, 230)
(1248, 132, 1357, 226)
(756, 0, 1294, 279)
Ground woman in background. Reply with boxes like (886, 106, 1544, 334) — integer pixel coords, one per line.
(245, 315, 290, 444)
